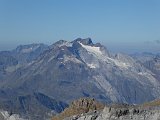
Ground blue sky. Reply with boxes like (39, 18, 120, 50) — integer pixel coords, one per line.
(0, 0, 160, 53)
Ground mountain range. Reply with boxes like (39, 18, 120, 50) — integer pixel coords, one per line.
(0, 38, 160, 119)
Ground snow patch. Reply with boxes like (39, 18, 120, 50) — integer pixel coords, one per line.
(79, 42, 131, 69)
(79, 42, 102, 55)
(87, 63, 96, 68)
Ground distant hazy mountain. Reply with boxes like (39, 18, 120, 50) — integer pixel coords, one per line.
(12, 43, 49, 63)
(0, 43, 48, 67)
(0, 43, 48, 80)
(0, 38, 160, 119)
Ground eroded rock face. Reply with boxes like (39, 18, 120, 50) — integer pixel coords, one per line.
(70, 98, 104, 112)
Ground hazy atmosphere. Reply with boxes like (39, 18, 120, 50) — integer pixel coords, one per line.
(1, 0, 160, 53)
(1, 1, 160, 120)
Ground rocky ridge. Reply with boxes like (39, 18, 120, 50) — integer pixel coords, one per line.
(53, 98, 160, 120)
(69, 106, 160, 120)
(52, 98, 104, 120)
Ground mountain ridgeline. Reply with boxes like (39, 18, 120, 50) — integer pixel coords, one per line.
(0, 38, 160, 119)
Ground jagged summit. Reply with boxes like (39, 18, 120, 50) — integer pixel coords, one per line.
(73, 38, 93, 45)
(51, 38, 104, 48)
(48, 38, 110, 62)
(47, 38, 110, 60)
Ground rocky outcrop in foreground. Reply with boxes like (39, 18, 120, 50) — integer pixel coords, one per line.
(52, 98, 104, 120)
(0, 110, 26, 120)
(53, 98, 160, 120)
(67, 106, 160, 120)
